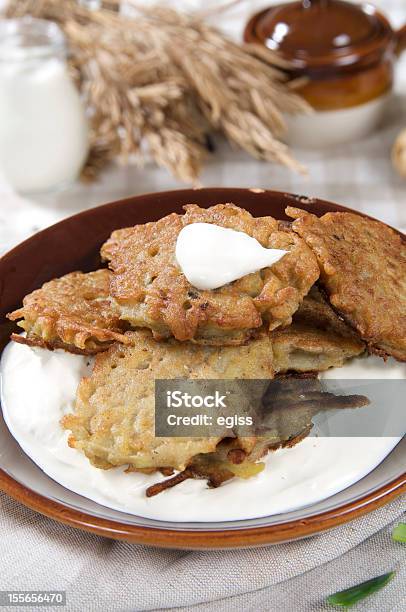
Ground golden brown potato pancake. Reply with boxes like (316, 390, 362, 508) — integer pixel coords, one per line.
(101, 203, 319, 344)
(272, 287, 365, 372)
(62, 330, 274, 473)
(146, 378, 368, 497)
(287, 207, 406, 362)
(8, 270, 129, 355)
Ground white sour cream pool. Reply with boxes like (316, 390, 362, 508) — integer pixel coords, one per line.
(0, 341, 402, 522)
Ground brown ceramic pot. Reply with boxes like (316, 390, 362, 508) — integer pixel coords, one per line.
(244, 0, 406, 112)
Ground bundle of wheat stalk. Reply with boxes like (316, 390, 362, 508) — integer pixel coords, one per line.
(5, 0, 310, 182)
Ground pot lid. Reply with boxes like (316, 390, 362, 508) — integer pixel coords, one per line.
(244, 0, 394, 72)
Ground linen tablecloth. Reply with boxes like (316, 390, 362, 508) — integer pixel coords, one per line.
(0, 1, 405, 610)
(0, 492, 405, 611)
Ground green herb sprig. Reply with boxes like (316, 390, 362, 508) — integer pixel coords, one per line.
(392, 522, 406, 543)
(326, 571, 395, 607)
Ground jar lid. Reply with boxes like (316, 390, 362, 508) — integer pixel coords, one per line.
(0, 17, 66, 62)
(244, 0, 394, 74)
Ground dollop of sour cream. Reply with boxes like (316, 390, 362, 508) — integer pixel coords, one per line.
(175, 223, 287, 290)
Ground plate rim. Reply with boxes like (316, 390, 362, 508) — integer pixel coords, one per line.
(1, 187, 405, 549)
(0, 467, 404, 548)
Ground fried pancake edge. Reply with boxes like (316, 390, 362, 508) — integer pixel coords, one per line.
(286, 206, 406, 362)
(271, 286, 366, 373)
(8, 270, 130, 355)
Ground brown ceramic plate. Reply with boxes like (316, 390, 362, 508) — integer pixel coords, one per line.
(0, 188, 405, 549)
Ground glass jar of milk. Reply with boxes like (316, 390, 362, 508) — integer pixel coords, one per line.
(0, 18, 89, 193)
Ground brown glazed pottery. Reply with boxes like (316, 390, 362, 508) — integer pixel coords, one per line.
(0, 188, 405, 549)
(244, 0, 406, 111)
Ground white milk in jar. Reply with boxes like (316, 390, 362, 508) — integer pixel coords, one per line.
(0, 18, 89, 193)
